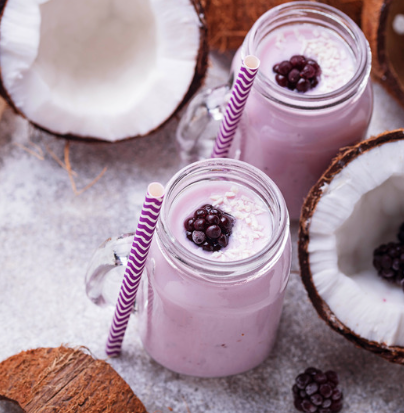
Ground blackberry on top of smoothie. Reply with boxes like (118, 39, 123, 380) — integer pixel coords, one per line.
(173, 182, 272, 262)
(262, 23, 355, 94)
(273, 54, 321, 92)
(183, 204, 235, 252)
(226, 2, 372, 221)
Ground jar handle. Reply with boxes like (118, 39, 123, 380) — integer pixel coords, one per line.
(176, 83, 231, 163)
(85, 233, 135, 310)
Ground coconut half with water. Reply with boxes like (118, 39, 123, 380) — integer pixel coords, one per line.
(299, 130, 404, 364)
(0, 0, 208, 142)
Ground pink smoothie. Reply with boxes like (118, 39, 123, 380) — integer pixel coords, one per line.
(230, 21, 373, 220)
(136, 177, 291, 377)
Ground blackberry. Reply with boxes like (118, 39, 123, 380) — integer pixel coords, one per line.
(288, 68, 301, 84)
(275, 74, 288, 87)
(373, 242, 404, 286)
(277, 60, 293, 76)
(398, 222, 404, 244)
(296, 78, 310, 93)
(183, 204, 234, 252)
(290, 55, 307, 70)
(292, 367, 343, 413)
(273, 55, 321, 93)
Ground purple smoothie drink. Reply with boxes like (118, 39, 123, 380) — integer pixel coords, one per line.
(136, 159, 291, 377)
(229, 2, 373, 220)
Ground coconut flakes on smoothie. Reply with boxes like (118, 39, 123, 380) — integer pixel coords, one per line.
(272, 24, 355, 94)
(209, 185, 270, 261)
(182, 184, 271, 262)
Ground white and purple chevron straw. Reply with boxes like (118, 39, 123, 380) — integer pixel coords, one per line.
(211, 55, 260, 159)
(106, 182, 165, 357)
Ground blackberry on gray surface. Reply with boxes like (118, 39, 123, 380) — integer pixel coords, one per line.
(373, 242, 404, 287)
(397, 222, 404, 244)
(293, 367, 343, 412)
(273, 55, 321, 93)
(183, 204, 234, 252)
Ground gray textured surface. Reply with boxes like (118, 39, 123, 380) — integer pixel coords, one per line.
(0, 401, 23, 413)
(1, 52, 404, 413)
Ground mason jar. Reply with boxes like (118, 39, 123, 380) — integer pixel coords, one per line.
(177, 2, 373, 220)
(86, 159, 291, 377)
(229, 1, 373, 219)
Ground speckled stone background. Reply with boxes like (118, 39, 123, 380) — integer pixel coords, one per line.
(1, 52, 404, 413)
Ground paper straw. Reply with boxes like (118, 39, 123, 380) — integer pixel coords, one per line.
(211, 55, 260, 159)
(106, 182, 165, 357)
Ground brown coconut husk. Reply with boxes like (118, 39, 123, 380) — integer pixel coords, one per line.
(0, 347, 148, 412)
(202, 0, 363, 51)
(0, 0, 208, 143)
(0, 96, 7, 120)
(321, 0, 363, 25)
(299, 129, 404, 365)
(362, 0, 404, 108)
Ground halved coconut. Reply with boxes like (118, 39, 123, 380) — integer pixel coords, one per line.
(0, 347, 147, 412)
(299, 130, 404, 364)
(0, 0, 208, 142)
(362, 0, 404, 107)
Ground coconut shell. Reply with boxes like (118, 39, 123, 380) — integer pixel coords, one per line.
(0, 0, 209, 143)
(299, 129, 404, 365)
(0, 97, 7, 121)
(202, 0, 363, 51)
(179, 0, 209, 116)
(362, 0, 404, 107)
(321, 0, 363, 24)
(0, 347, 147, 412)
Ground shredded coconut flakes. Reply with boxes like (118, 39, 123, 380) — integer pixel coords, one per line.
(209, 185, 269, 260)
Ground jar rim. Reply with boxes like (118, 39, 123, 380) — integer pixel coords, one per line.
(242, 1, 372, 110)
(156, 159, 290, 284)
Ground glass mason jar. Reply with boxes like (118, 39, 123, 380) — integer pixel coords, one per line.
(177, 2, 373, 220)
(86, 159, 291, 378)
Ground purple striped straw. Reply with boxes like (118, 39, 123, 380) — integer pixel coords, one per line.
(211, 55, 260, 159)
(106, 182, 165, 357)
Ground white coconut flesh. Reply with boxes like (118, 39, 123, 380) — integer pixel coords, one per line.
(0, 0, 201, 141)
(308, 138, 404, 347)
